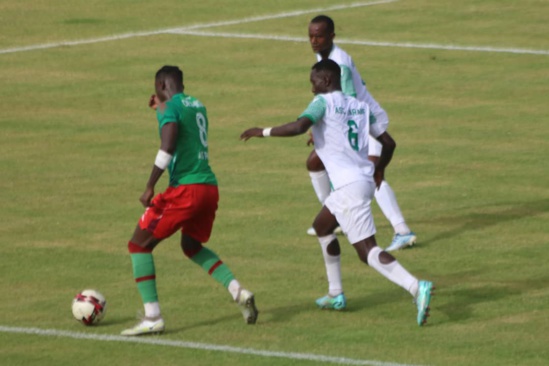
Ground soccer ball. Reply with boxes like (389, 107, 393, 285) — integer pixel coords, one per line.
(71, 289, 107, 325)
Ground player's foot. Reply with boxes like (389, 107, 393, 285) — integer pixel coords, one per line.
(316, 293, 346, 310)
(416, 280, 433, 326)
(121, 316, 165, 336)
(236, 288, 258, 324)
(386, 232, 417, 252)
(306, 226, 343, 236)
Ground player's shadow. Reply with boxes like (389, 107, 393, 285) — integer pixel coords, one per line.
(419, 198, 548, 247)
(320, 268, 549, 326)
(421, 269, 549, 323)
(110, 272, 549, 334)
(164, 300, 317, 334)
(163, 314, 245, 335)
(160, 296, 344, 334)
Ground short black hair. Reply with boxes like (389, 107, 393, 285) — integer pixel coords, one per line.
(156, 65, 183, 84)
(310, 15, 335, 34)
(312, 58, 341, 76)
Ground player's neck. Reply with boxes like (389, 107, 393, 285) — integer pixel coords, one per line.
(164, 88, 184, 100)
(319, 44, 334, 60)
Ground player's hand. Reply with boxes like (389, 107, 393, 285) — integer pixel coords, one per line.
(148, 94, 159, 110)
(306, 133, 314, 146)
(140, 187, 155, 207)
(240, 128, 264, 141)
(374, 168, 384, 189)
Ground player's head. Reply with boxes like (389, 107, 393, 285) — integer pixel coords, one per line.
(310, 59, 341, 95)
(309, 15, 335, 57)
(155, 65, 184, 101)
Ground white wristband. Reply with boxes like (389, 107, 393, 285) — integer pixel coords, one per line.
(154, 149, 173, 170)
(262, 127, 272, 137)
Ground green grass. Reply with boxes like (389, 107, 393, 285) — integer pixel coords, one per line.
(1, 1, 548, 365)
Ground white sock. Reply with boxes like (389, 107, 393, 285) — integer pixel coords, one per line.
(144, 302, 161, 318)
(228, 279, 241, 301)
(367, 246, 418, 297)
(374, 180, 410, 234)
(309, 170, 331, 204)
(318, 234, 343, 296)
(393, 223, 411, 236)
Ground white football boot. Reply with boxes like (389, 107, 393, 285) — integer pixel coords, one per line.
(236, 289, 258, 324)
(121, 316, 165, 336)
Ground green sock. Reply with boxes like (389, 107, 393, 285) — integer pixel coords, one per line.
(190, 247, 235, 288)
(131, 253, 158, 303)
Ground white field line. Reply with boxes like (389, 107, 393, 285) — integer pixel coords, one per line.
(0, 325, 426, 366)
(0, 0, 397, 55)
(1, 0, 547, 56)
(171, 30, 549, 56)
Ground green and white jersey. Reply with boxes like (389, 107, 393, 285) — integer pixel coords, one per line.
(316, 45, 388, 125)
(299, 91, 386, 189)
(156, 93, 217, 187)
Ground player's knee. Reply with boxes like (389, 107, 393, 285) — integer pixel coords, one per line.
(127, 241, 153, 254)
(181, 235, 203, 258)
(313, 222, 333, 237)
(378, 250, 395, 264)
(326, 239, 341, 256)
(354, 238, 377, 264)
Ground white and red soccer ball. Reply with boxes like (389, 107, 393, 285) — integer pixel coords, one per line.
(71, 289, 107, 325)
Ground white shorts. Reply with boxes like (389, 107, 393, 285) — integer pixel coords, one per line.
(324, 180, 376, 244)
(368, 135, 382, 157)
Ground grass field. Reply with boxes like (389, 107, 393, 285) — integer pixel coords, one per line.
(1, 1, 548, 365)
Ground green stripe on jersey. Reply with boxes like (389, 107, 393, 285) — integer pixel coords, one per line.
(299, 95, 327, 124)
(340, 65, 357, 97)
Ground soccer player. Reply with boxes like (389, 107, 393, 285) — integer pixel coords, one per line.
(240, 59, 433, 326)
(121, 65, 258, 336)
(306, 15, 416, 253)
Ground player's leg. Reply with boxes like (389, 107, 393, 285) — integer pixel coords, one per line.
(374, 178, 417, 251)
(339, 179, 432, 325)
(180, 234, 257, 324)
(368, 136, 416, 251)
(327, 180, 432, 324)
(128, 226, 162, 316)
(307, 150, 331, 204)
(122, 187, 189, 336)
(121, 224, 166, 336)
(353, 237, 433, 326)
(312, 206, 346, 310)
(306, 150, 342, 236)
(180, 185, 258, 324)
(353, 236, 418, 296)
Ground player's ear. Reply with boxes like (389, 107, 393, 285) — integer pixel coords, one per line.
(323, 73, 331, 87)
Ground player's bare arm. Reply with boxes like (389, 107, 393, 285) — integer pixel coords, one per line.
(240, 117, 313, 141)
(140, 122, 178, 207)
(373, 131, 396, 188)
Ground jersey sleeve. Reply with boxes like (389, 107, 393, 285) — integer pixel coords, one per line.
(340, 65, 357, 97)
(299, 95, 327, 124)
(369, 112, 387, 138)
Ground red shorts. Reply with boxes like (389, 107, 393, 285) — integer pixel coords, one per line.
(139, 184, 218, 243)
